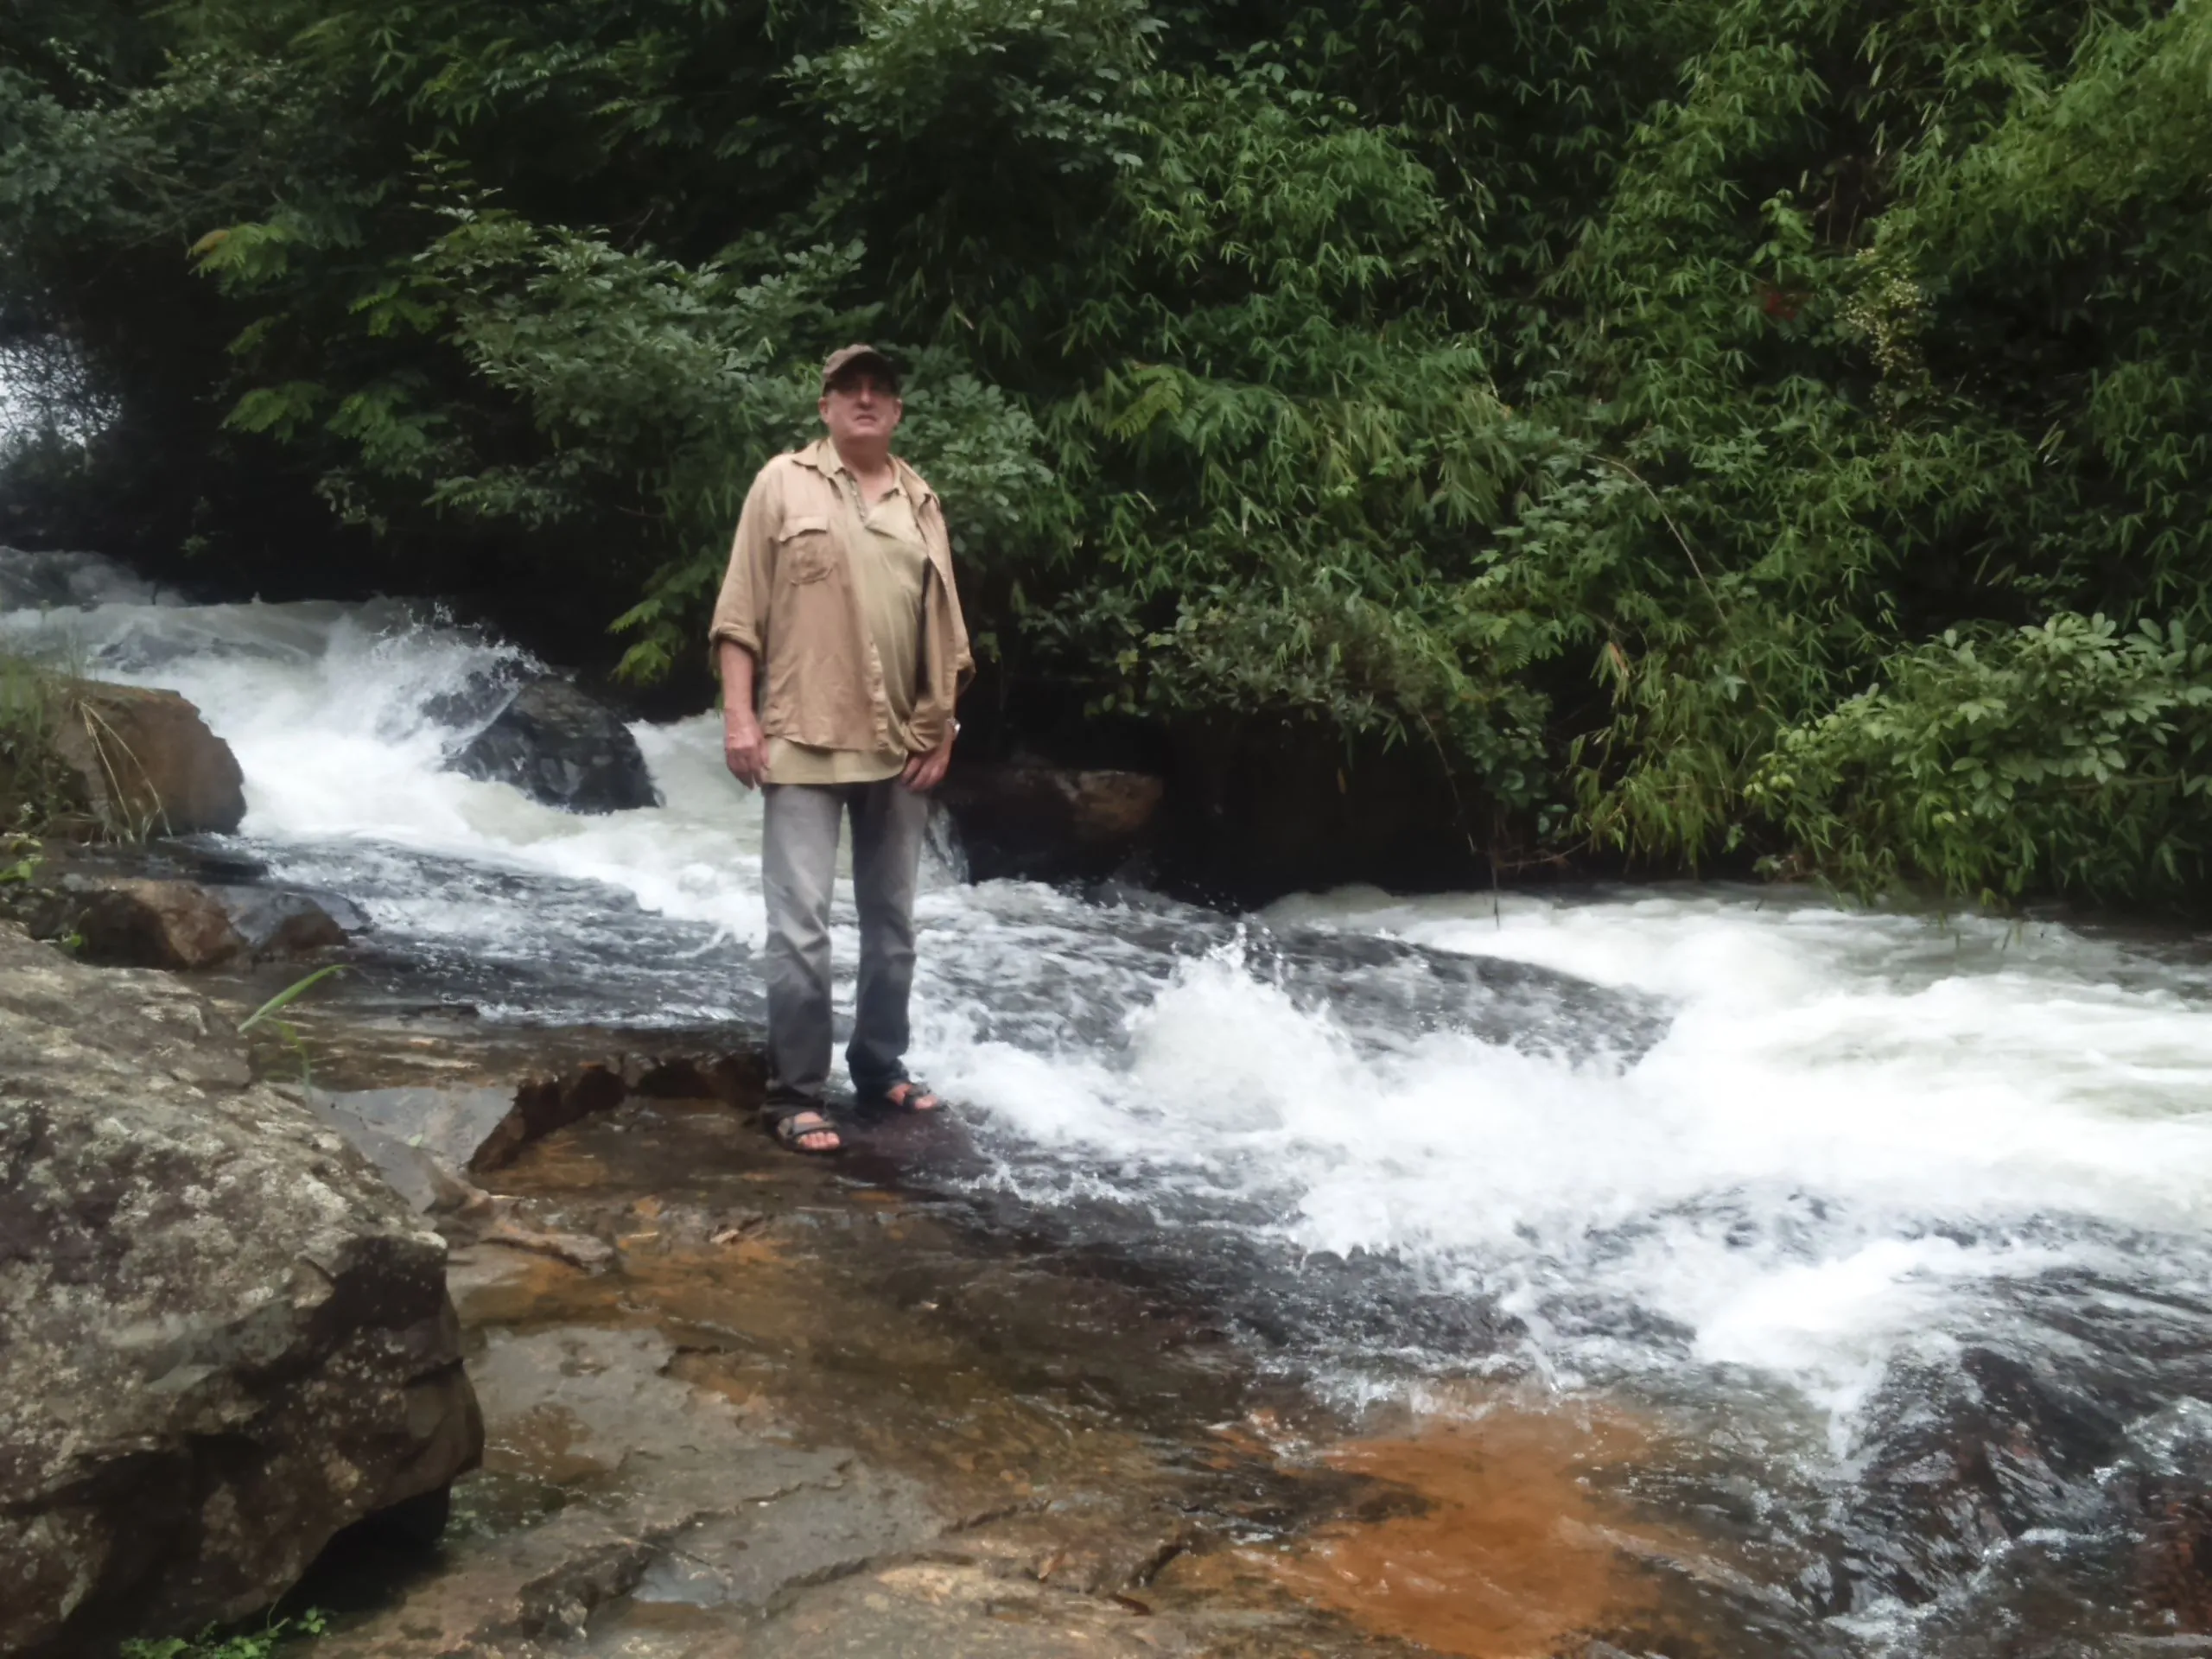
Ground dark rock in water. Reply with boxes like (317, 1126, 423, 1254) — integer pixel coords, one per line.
(1158, 715, 1490, 905)
(1835, 1295, 2212, 1627)
(54, 680, 247, 835)
(0, 924, 481, 1656)
(934, 762, 1165, 882)
(22, 860, 353, 968)
(72, 875, 246, 969)
(209, 884, 353, 957)
(1842, 1346, 2130, 1606)
(448, 677, 658, 814)
(421, 664, 524, 734)
(2128, 1406, 2212, 1635)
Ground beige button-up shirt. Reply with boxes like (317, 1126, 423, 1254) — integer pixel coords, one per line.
(709, 438, 973, 768)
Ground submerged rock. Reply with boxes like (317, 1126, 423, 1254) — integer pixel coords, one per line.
(53, 681, 247, 836)
(0, 925, 482, 1656)
(448, 677, 658, 815)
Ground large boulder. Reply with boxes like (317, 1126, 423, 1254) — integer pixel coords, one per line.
(448, 677, 658, 815)
(932, 763, 1166, 882)
(52, 681, 247, 836)
(0, 925, 482, 1656)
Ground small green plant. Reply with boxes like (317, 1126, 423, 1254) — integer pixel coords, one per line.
(0, 654, 80, 835)
(238, 964, 347, 1085)
(119, 1608, 327, 1659)
(0, 833, 40, 884)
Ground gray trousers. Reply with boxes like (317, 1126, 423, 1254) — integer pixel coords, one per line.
(760, 779, 931, 1109)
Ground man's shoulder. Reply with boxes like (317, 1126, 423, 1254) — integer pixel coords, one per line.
(756, 442, 825, 481)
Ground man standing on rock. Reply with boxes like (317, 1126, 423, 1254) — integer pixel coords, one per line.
(711, 346, 972, 1154)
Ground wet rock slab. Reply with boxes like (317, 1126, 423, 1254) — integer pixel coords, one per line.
(295, 1089, 1407, 1658)
(312, 1316, 938, 1656)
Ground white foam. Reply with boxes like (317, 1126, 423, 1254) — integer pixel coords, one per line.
(6, 599, 772, 944)
(928, 896, 2212, 1421)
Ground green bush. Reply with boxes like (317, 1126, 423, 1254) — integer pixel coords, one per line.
(0, 653, 82, 834)
(1751, 615, 2212, 904)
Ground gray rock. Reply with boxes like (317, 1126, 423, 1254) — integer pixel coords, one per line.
(311, 1322, 935, 1658)
(734, 1560, 1187, 1657)
(207, 885, 353, 957)
(303, 1084, 515, 1213)
(314, 1084, 517, 1175)
(0, 925, 482, 1656)
(631, 1470, 940, 1610)
(448, 677, 658, 815)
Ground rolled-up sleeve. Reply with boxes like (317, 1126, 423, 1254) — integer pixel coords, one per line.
(707, 465, 779, 664)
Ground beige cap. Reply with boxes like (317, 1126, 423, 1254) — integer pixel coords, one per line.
(820, 344, 900, 392)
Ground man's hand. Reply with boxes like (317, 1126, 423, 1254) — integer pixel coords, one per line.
(724, 712, 770, 788)
(901, 727, 956, 792)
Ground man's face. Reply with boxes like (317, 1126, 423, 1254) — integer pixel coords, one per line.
(819, 371, 903, 449)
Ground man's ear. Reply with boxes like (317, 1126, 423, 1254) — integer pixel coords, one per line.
(817, 395, 831, 422)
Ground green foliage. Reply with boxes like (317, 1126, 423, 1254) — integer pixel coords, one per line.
(238, 963, 346, 1085)
(1752, 615, 2212, 904)
(6, 0, 2212, 906)
(0, 654, 83, 834)
(0, 833, 41, 883)
(118, 1607, 326, 1659)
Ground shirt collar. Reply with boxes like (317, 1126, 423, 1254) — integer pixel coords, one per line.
(798, 437, 934, 509)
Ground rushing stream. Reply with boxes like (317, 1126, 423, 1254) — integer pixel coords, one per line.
(9, 551, 2212, 1656)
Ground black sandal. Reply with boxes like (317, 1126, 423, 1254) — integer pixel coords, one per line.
(769, 1107, 844, 1155)
(860, 1078, 944, 1113)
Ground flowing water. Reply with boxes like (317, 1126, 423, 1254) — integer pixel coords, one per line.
(9, 554, 2212, 1656)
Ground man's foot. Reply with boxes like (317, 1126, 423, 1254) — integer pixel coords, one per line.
(861, 1078, 944, 1113)
(770, 1108, 844, 1154)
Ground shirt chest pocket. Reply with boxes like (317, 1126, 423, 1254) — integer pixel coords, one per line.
(776, 515, 836, 584)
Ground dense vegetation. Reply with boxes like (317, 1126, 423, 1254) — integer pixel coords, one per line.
(3, 0, 2210, 905)
(0, 652, 79, 835)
